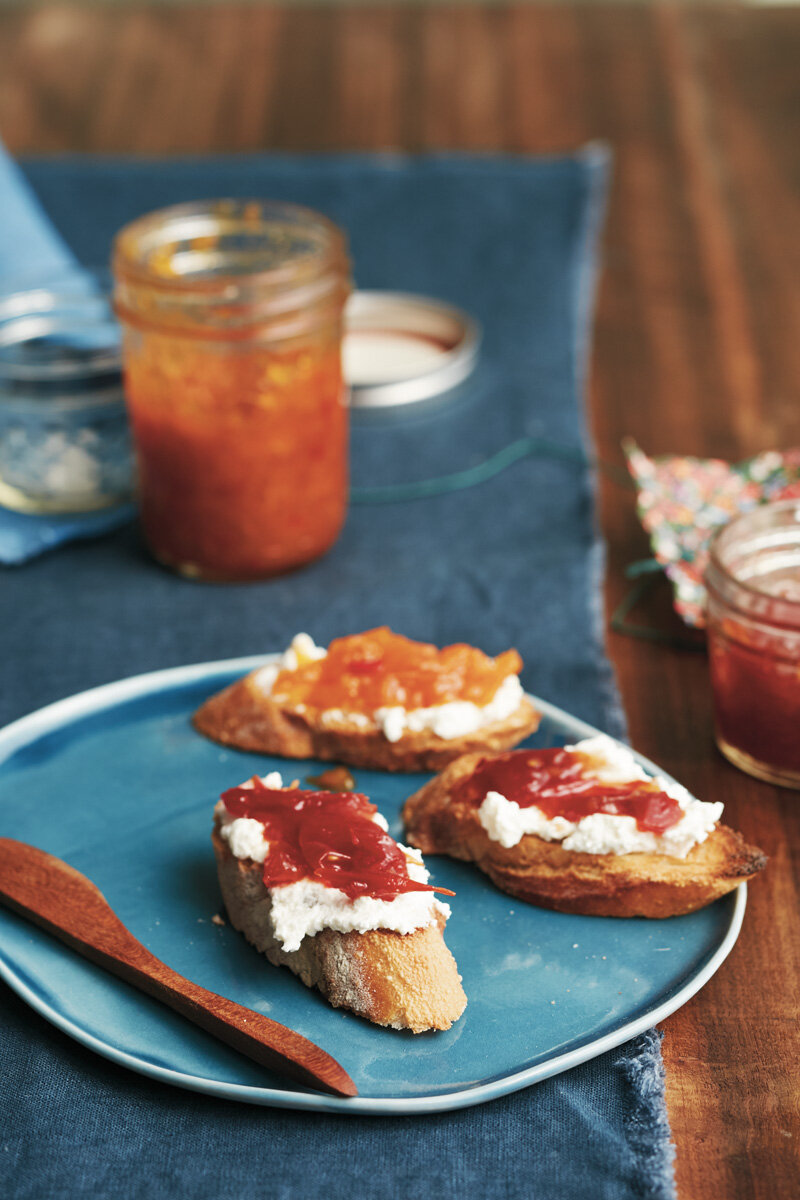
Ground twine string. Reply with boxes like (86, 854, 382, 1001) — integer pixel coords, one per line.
(350, 435, 634, 505)
(350, 433, 700, 650)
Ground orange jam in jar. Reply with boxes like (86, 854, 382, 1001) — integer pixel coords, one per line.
(705, 499, 800, 789)
(112, 200, 351, 580)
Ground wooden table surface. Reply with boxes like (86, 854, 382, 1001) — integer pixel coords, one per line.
(1, 3, 798, 1196)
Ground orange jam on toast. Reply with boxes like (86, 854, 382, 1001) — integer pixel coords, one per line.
(270, 627, 523, 714)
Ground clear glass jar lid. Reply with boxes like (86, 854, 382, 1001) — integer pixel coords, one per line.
(0, 268, 122, 405)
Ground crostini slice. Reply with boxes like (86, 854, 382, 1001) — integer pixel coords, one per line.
(195, 627, 541, 772)
(213, 772, 467, 1032)
(402, 735, 766, 918)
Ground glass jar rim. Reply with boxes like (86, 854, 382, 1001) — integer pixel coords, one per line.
(706, 498, 800, 628)
(0, 266, 122, 392)
(112, 199, 351, 340)
(112, 198, 348, 295)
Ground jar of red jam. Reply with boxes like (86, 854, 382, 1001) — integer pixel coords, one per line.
(112, 200, 351, 581)
(705, 499, 800, 788)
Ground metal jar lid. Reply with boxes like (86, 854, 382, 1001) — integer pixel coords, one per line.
(343, 290, 481, 408)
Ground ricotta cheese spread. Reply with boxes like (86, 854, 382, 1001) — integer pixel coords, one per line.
(252, 632, 326, 695)
(215, 770, 449, 952)
(374, 673, 524, 743)
(253, 632, 525, 742)
(477, 734, 723, 858)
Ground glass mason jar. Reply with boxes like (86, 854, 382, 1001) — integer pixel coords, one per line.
(112, 200, 351, 581)
(0, 270, 132, 513)
(705, 499, 800, 789)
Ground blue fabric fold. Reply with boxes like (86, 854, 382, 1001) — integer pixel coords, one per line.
(0, 150, 675, 1200)
(0, 503, 134, 564)
(2, 980, 674, 1200)
(0, 146, 75, 279)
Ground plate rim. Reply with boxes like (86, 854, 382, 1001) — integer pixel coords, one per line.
(0, 656, 747, 1115)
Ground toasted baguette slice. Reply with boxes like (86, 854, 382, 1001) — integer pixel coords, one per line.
(402, 753, 766, 918)
(212, 829, 466, 1032)
(195, 670, 540, 772)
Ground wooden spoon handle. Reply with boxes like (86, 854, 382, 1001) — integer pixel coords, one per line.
(0, 838, 357, 1098)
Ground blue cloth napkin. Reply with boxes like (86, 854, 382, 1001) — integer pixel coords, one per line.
(0, 147, 75, 277)
(0, 503, 135, 564)
(0, 151, 675, 1200)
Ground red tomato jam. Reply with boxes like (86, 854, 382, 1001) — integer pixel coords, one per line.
(704, 499, 800, 788)
(271, 626, 523, 714)
(708, 616, 800, 778)
(221, 778, 454, 901)
(455, 748, 683, 834)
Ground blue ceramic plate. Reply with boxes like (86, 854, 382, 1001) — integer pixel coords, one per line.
(0, 657, 744, 1115)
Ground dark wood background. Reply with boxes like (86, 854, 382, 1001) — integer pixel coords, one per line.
(1, 4, 798, 1196)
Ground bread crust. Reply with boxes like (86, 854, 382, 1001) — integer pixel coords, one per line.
(402, 753, 766, 918)
(212, 828, 467, 1033)
(194, 671, 541, 772)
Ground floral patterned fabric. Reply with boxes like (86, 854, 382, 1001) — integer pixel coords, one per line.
(624, 441, 800, 628)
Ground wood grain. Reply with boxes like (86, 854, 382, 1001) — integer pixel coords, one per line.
(0, 3, 798, 1194)
(0, 837, 358, 1097)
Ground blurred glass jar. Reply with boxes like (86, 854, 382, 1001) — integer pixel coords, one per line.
(113, 200, 351, 581)
(705, 499, 800, 789)
(0, 271, 133, 513)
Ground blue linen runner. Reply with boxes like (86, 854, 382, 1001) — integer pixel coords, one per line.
(0, 152, 675, 1200)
